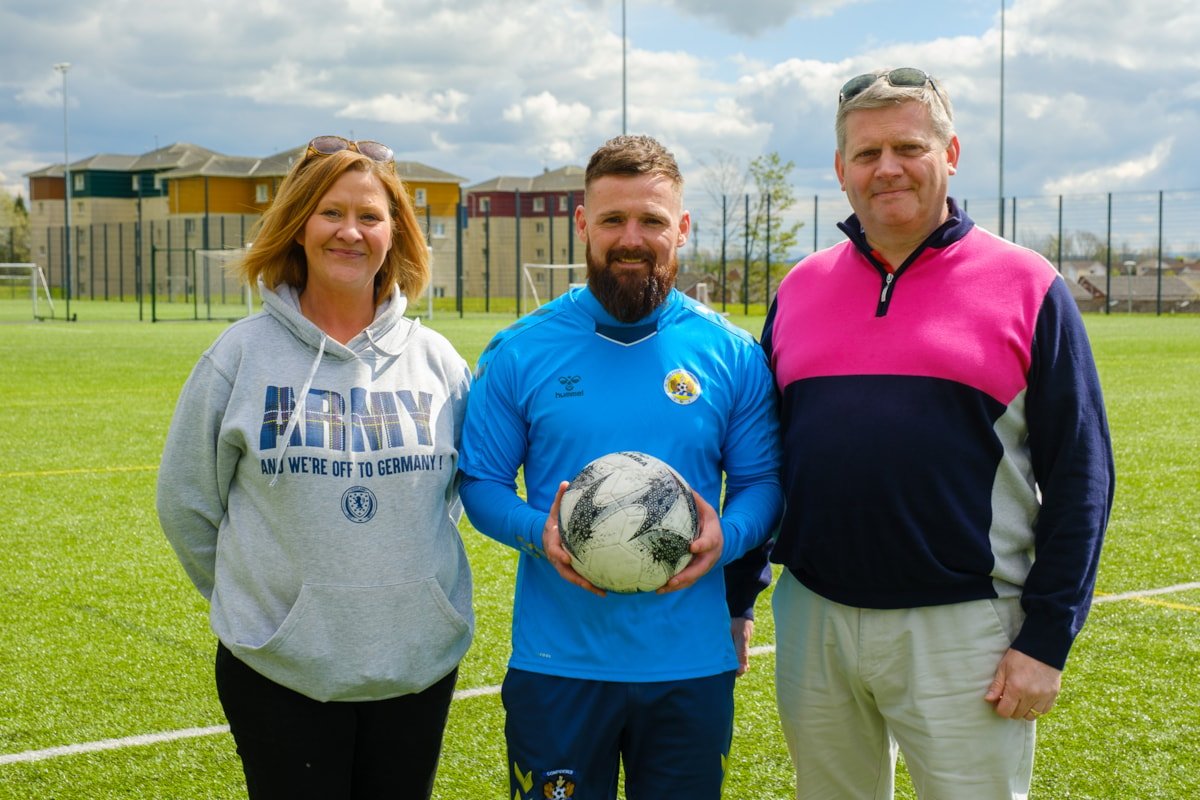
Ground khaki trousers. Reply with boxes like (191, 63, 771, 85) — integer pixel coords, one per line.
(773, 570, 1035, 800)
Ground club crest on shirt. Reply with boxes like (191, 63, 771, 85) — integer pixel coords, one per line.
(341, 486, 377, 523)
(663, 368, 701, 405)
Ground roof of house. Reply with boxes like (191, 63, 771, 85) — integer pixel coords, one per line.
(395, 161, 467, 185)
(25, 142, 466, 185)
(467, 165, 585, 193)
(129, 142, 222, 172)
(1079, 274, 1199, 300)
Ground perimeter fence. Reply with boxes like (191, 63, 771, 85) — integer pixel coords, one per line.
(6, 187, 1199, 322)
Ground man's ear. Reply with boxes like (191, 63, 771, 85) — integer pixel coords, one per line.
(945, 135, 961, 176)
(575, 203, 588, 243)
(677, 210, 691, 248)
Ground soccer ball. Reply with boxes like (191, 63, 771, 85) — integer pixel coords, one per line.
(558, 451, 699, 593)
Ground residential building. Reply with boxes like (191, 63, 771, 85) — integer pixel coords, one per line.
(26, 143, 465, 304)
(26, 143, 218, 298)
(464, 165, 585, 310)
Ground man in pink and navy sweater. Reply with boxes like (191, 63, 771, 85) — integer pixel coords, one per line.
(760, 68, 1114, 799)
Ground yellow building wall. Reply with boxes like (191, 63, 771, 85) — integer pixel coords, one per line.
(416, 183, 461, 217)
(169, 177, 275, 216)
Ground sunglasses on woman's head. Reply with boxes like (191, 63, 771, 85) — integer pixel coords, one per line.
(305, 135, 394, 164)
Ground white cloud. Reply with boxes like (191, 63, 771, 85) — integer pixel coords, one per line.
(1011, 0, 1200, 69)
(502, 92, 595, 165)
(230, 61, 339, 108)
(1044, 138, 1174, 195)
(665, 0, 869, 35)
(15, 71, 70, 111)
(503, 92, 592, 131)
(340, 90, 469, 126)
(1, 0, 1198, 208)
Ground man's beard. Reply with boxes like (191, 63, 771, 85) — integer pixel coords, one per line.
(586, 244, 677, 323)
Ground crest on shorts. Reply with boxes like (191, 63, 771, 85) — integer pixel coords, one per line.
(540, 770, 576, 799)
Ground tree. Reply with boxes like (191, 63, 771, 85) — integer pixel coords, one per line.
(693, 150, 805, 307)
(743, 152, 804, 305)
(693, 149, 748, 305)
(0, 191, 32, 263)
(1037, 230, 1113, 268)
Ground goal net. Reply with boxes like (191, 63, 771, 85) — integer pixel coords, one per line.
(522, 263, 587, 308)
(0, 263, 55, 319)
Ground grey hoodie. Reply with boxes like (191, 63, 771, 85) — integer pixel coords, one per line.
(157, 282, 472, 702)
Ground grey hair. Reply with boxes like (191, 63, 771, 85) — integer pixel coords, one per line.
(835, 69, 955, 154)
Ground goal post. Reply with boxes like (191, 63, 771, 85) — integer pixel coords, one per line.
(191, 248, 256, 321)
(522, 263, 587, 308)
(0, 263, 55, 319)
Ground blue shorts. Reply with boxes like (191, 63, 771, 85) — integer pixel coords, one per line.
(501, 668, 736, 800)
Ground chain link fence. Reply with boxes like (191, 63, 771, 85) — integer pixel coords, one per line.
(8, 187, 1200, 321)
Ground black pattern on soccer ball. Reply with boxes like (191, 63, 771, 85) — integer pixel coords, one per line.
(558, 451, 699, 593)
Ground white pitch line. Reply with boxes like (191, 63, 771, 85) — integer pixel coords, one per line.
(450, 684, 501, 700)
(1093, 581, 1200, 603)
(0, 726, 230, 766)
(0, 686, 505, 766)
(6, 587, 1193, 767)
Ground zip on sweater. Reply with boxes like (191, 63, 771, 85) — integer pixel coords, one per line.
(840, 199, 968, 318)
(866, 249, 909, 318)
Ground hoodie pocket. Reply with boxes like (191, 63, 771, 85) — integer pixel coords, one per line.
(232, 578, 472, 702)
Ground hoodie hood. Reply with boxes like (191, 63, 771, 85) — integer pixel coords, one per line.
(260, 281, 419, 362)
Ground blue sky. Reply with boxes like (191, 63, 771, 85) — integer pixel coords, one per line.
(1, 0, 1195, 231)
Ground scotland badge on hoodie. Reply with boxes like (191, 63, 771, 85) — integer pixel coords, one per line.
(341, 485, 378, 523)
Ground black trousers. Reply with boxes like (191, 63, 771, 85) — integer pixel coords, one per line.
(215, 642, 457, 800)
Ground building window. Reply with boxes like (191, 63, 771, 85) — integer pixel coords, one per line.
(532, 197, 545, 213)
(479, 197, 490, 213)
(535, 222, 545, 234)
(414, 188, 427, 207)
(256, 184, 269, 203)
(73, 174, 84, 192)
(431, 222, 447, 238)
(536, 248, 545, 259)
(558, 196, 568, 212)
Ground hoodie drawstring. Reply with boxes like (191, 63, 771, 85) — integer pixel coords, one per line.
(269, 335, 328, 487)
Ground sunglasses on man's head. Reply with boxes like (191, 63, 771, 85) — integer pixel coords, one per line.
(838, 67, 939, 105)
(305, 135, 394, 164)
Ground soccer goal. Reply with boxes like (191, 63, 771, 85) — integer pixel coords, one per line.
(192, 248, 255, 321)
(0, 263, 56, 319)
(522, 263, 586, 308)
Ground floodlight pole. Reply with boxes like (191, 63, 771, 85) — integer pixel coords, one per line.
(998, 1, 1005, 239)
(621, 0, 627, 134)
(54, 61, 73, 320)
